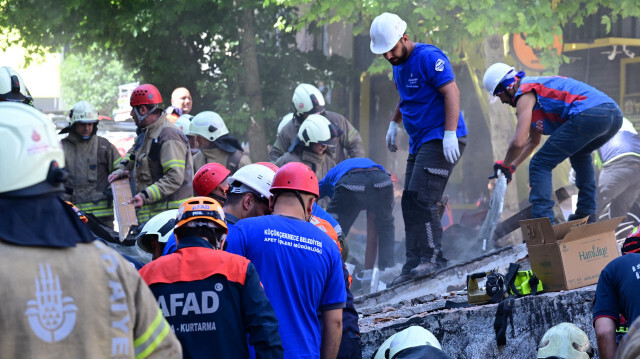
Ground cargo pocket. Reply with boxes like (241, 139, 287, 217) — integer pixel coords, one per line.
(418, 166, 449, 203)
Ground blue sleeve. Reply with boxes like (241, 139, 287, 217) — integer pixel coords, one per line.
(162, 233, 177, 256)
(593, 264, 620, 324)
(422, 47, 455, 89)
(318, 170, 336, 199)
(225, 225, 246, 257)
(242, 262, 284, 358)
(319, 243, 347, 311)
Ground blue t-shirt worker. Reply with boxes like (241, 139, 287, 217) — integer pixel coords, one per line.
(369, 12, 468, 284)
(226, 162, 346, 359)
(593, 227, 640, 359)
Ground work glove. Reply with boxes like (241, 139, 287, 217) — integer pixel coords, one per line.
(443, 130, 460, 163)
(489, 160, 515, 183)
(386, 121, 399, 152)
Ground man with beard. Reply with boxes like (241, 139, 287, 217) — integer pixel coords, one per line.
(108, 84, 193, 224)
(370, 12, 468, 284)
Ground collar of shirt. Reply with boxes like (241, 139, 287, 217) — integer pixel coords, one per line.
(176, 236, 214, 250)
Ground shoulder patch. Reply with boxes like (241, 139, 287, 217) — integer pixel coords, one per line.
(435, 59, 445, 72)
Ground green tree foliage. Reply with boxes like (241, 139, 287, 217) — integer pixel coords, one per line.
(269, 0, 640, 73)
(60, 48, 136, 116)
(0, 0, 350, 152)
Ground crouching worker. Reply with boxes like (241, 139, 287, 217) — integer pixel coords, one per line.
(139, 197, 283, 358)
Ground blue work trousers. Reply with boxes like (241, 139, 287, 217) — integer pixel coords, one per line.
(529, 103, 622, 222)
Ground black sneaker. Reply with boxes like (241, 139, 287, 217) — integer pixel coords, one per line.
(410, 261, 438, 278)
(390, 273, 412, 286)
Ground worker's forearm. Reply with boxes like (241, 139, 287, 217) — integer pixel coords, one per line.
(391, 99, 402, 124)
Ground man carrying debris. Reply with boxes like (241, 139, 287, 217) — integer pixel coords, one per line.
(483, 63, 622, 224)
(370, 12, 468, 284)
(108, 84, 193, 224)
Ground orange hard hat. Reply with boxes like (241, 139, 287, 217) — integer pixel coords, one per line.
(175, 196, 227, 234)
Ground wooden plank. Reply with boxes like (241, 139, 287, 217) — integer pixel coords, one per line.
(111, 179, 138, 242)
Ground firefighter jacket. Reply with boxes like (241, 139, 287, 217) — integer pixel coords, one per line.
(269, 111, 364, 163)
(140, 236, 283, 359)
(192, 146, 251, 175)
(118, 114, 193, 223)
(275, 147, 337, 181)
(0, 239, 182, 358)
(62, 132, 121, 219)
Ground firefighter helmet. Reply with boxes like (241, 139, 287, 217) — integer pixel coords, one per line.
(292, 83, 325, 116)
(136, 209, 178, 253)
(0, 102, 67, 195)
(190, 111, 229, 142)
(0, 66, 33, 105)
(537, 322, 593, 359)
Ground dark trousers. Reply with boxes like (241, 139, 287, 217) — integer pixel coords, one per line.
(401, 138, 465, 274)
(326, 169, 395, 269)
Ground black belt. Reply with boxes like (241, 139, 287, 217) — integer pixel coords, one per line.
(347, 167, 382, 174)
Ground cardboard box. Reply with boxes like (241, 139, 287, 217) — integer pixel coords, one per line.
(519, 216, 623, 292)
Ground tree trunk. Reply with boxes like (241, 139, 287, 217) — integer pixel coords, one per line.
(238, 5, 268, 162)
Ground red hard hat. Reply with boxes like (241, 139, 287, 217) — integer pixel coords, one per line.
(270, 162, 319, 197)
(193, 163, 231, 196)
(130, 84, 163, 106)
(256, 162, 280, 173)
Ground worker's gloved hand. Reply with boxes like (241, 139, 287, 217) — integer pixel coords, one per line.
(489, 160, 516, 183)
(386, 121, 399, 152)
(442, 130, 460, 163)
(108, 169, 130, 183)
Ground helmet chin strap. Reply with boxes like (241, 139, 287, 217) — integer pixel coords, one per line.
(134, 105, 158, 126)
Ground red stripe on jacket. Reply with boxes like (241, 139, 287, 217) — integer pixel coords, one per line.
(520, 83, 587, 104)
(140, 247, 249, 285)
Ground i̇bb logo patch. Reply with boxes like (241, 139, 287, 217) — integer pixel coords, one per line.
(435, 59, 445, 72)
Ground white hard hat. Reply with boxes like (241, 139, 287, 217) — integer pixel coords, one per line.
(136, 209, 178, 253)
(297, 114, 333, 146)
(0, 66, 33, 104)
(292, 84, 325, 116)
(374, 331, 401, 359)
(370, 13, 407, 54)
(190, 111, 229, 141)
(537, 322, 593, 359)
(227, 163, 277, 199)
(277, 113, 294, 135)
(483, 63, 515, 96)
(174, 114, 194, 136)
(388, 326, 442, 359)
(0, 102, 66, 195)
(69, 100, 99, 125)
